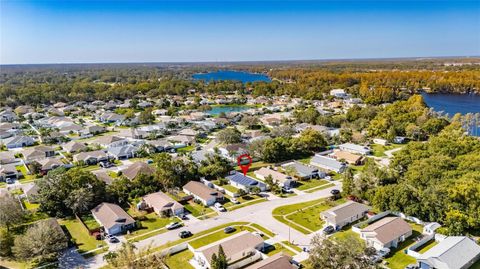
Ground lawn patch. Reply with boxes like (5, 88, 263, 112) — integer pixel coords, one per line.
(263, 243, 296, 257)
(296, 179, 331, 191)
(60, 218, 106, 253)
(165, 250, 194, 269)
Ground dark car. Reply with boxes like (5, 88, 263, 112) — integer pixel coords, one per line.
(99, 161, 114, 168)
(330, 189, 340, 195)
(178, 230, 192, 238)
(108, 236, 119, 243)
(322, 225, 335, 234)
(224, 226, 236, 234)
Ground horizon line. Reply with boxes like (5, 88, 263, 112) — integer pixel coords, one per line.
(2, 55, 480, 66)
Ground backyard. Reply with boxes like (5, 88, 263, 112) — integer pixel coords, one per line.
(384, 223, 423, 269)
(59, 218, 106, 253)
(165, 250, 194, 269)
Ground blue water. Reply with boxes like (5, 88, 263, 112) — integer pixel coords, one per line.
(422, 93, 480, 115)
(206, 105, 251, 115)
(192, 70, 271, 83)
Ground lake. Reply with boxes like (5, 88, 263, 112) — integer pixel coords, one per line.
(192, 70, 271, 83)
(206, 105, 251, 115)
(422, 93, 480, 115)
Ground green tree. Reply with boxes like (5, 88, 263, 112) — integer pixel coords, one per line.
(0, 194, 25, 231)
(217, 128, 242, 144)
(0, 229, 14, 257)
(264, 175, 281, 194)
(12, 219, 68, 263)
(139, 108, 155, 124)
(199, 151, 233, 180)
(211, 245, 228, 269)
(342, 167, 354, 196)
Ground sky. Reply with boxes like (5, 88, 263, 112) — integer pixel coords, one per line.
(1, 0, 479, 64)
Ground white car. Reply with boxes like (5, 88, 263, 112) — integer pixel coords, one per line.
(214, 202, 227, 212)
(231, 198, 240, 204)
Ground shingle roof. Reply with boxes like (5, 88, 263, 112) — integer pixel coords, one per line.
(245, 253, 295, 269)
(183, 181, 223, 201)
(310, 155, 345, 171)
(197, 231, 264, 265)
(321, 201, 370, 225)
(121, 161, 155, 180)
(282, 161, 318, 177)
(361, 217, 412, 244)
(91, 202, 135, 230)
(143, 191, 183, 213)
(419, 236, 480, 269)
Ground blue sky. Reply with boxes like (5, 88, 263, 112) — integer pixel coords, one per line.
(1, 0, 479, 64)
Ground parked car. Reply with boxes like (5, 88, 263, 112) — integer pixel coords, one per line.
(325, 176, 332, 181)
(99, 161, 114, 168)
(376, 248, 390, 258)
(178, 230, 193, 238)
(322, 225, 335, 234)
(330, 189, 340, 195)
(282, 187, 294, 194)
(214, 202, 226, 212)
(405, 264, 419, 269)
(166, 222, 182, 230)
(253, 231, 264, 237)
(6, 178, 15, 184)
(108, 236, 119, 243)
(224, 226, 236, 234)
(179, 214, 189, 220)
(230, 198, 240, 204)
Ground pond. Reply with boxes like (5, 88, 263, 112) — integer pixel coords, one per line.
(206, 105, 252, 115)
(192, 70, 271, 83)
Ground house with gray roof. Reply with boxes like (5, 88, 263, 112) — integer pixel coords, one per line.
(91, 202, 135, 235)
(73, 150, 108, 165)
(339, 143, 372, 155)
(417, 236, 480, 269)
(310, 154, 347, 173)
(281, 161, 325, 180)
(3, 136, 35, 149)
(107, 144, 138, 160)
(226, 171, 268, 192)
(320, 201, 370, 229)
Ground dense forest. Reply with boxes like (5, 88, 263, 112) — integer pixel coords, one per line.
(1, 58, 479, 106)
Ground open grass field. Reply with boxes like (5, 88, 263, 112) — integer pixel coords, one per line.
(59, 218, 106, 253)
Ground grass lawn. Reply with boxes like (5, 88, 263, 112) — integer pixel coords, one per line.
(304, 183, 335, 193)
(165, 250, 194, 269)
(177, 145, 195, 153)
(249, 223, 275, 237)
(59, 218, 106, 253)
(225, 197, 266, 211)
(263, 243, 296, 257)
(221, 184, 239, 194)
(80, 214, 101, 231)
(297, 156, 313, 164)
(184, 201, 215, 218)
(273, 198, 346, 234)
(281, 240, 303, 252)
(371, 144, 403, 157)
(23, 200, 40, 210)
(125, 213, 176, 240)
(0, 259, 31, 269)
(16, 165, 37, 182)
(416, 239, 438, 254)
(296, 179, 331, 191)
(186, 225, 254, 249)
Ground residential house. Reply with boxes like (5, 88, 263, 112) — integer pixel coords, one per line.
(330, 89, 347, 98)
(91, 135, 127, 148)
(360, 217, 412, 250)
(183, 181, 223, 206)
(320, 201, 370, 229)
(23, 146, 55, 161)
(331, 150, 364, 165)
(373, 138, 388, 146)
(98, 112, 125, 124)
(91, 202, 136, 235)
(254, 167, 296, 189)
(281, 161, 325, 179)
(146, 140, 174, 153)
(245, 253, 296, 269)
(62, 141, 87, 153)
(192, 231, 265, 269)
(0, 110, 18, 122)
(226, 171, 268, 192)
(218, 143, 249, 161)
(73, 150, 109, 165)
(394, 136, 407, 144)
(121, 161, 155, 180)
(3, 136, 35, 149)
(141, 191, 184, 217)
(36, 157, 64, 175)
(417, 236, 480, 269)
(0, 151, 16, 164)
(0, 164, 20, 182)
(92, 170, 113, 185)
(339, 143, 371, 155)
(107, 144, 138, 160)
(166, 135, 195, 147)
(310, 155, 347, 173)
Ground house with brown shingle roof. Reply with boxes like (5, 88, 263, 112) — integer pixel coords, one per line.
(121, 162, 155, 180)
(62, 141, 87, 153)
(320, 201, 370, 229)
(22, 145, 55, 161)
(254, 167, 296, 189)
(360, 217, 412, 250)
(141, 191, 184, 217)
(91, 202, 135, 235)
(192, 231, 264, 268)
(183, 181, 223, 206)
